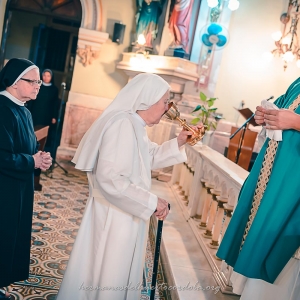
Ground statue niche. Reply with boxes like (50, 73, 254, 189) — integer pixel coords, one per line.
(135, 0, 167, 50)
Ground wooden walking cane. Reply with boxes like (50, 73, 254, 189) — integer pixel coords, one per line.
(150, 203, 170, 300)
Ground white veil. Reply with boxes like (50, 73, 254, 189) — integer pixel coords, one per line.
(72, 73, 170, 171)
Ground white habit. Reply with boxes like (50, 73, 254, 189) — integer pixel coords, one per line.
(56, 73, 186, 300)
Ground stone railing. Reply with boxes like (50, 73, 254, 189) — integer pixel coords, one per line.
(170, 143, 249, 294)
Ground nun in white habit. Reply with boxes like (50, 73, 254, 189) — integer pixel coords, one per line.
(56, 73, 201, 300)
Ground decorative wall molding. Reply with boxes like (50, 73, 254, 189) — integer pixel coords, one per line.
(77, 45, 99, 66)
(77, 27, 109, 66)
(117, 53, 199, 94)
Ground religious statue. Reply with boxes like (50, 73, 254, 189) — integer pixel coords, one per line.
(136, 0, 166, 48)
(168, 0, 194, 53)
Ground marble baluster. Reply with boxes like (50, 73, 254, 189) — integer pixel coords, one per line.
(178, 161, 187, 193)
(203, 188, 221, 238)
(187, 155, 204, 217)
(193, 179, 207, 220)
(185, 165, 195, 206)
(179, 162, 188, 199)
(182, 162, 190, 200)
(221, 204, 234, 241)
(171, 163, 182, 186)
(208, 196, 228, 249)
(184, 161, 194, 205)
(198, 182, 214, 229)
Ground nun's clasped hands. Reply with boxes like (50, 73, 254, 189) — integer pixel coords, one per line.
(33, 151, 52, 171)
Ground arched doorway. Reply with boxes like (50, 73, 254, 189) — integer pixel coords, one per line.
(1, 0, 82, 92)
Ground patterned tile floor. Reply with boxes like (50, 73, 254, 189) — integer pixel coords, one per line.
(5, 165, 168, 300)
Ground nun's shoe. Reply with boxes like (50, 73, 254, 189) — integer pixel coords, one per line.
(0, 289, 11, 299)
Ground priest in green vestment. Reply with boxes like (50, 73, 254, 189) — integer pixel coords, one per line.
(217, 77, 300, 288)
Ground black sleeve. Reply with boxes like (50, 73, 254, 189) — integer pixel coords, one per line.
(0, 107, 35, 180)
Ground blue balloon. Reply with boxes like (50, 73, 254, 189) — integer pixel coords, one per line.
(207, 23, 222, 35)
(202, 34, 213, 47)
(216, 35, 227, 47)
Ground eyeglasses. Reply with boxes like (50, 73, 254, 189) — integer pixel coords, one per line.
(19, 78, 42, 86)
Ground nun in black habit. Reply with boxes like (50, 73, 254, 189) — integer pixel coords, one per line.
(0, 58, 52, 299)
(26, 68, 59, 190)
(26, 68, 59, 130)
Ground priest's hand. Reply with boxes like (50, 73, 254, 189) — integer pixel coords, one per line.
(264, 109, 300, 130)
(177, 124, 204, 147)
(40, 152, 53, 171)
(154, 197, 169, 220)
(254, 106, 266, 126)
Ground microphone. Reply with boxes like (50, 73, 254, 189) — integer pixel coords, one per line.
(266, 96, 274, 101)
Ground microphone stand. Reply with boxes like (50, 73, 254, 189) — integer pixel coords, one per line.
(230, 115, 253, 164)
(47, 82, 68, 177)
(230, 96, 274, 165)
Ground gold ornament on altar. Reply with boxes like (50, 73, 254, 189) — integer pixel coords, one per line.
(164, 102, 207, 146)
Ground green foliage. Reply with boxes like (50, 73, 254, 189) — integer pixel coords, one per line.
(191, 92, 222, 131)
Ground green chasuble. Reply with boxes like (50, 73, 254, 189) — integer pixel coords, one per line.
(216, 77, 300, 284)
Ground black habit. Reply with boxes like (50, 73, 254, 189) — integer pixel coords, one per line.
(0, 95, 38, 286)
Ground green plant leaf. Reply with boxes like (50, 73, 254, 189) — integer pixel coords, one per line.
(208, 107, 218, 111)
(215, 115, 223, 120)
(200, 92, 207, 101)
(191, 117, 201, 125)
(211, 122, 217, 129)
(201, 106, 208, 113)
(207, 99, 214, 107)
(191, 105, 201, 112)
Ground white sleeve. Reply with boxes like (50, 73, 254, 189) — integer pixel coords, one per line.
(148, 138, 187, 170)
(96, 118, 157, 221)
